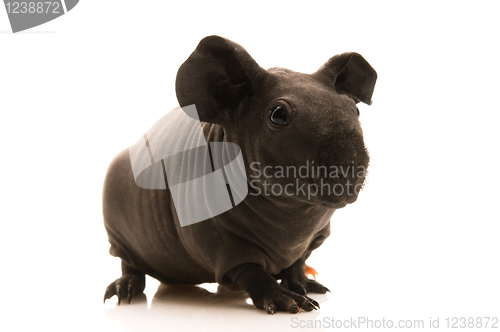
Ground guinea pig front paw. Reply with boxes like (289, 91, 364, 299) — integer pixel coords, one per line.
(250, 286, 320, 314)
(103, 274, 146, 305)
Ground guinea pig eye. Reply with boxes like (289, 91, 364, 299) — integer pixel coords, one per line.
(356, 107, 360, 117)
(270, 105, 289, 126)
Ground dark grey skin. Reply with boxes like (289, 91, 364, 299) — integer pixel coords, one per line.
(102, 36, 377, 314)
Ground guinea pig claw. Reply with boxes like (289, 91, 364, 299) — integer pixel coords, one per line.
(103, 289, 113, 304)
(103, 281, 118, 304)
(266, 303, 276, 315)
(288, 303, 300, 314)
(116, 284, 122, 305)
(303, 300, 318, 312)
(127, 284, 134, 304)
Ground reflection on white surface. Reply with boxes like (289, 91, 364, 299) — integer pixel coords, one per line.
(104, 282, 329, 332)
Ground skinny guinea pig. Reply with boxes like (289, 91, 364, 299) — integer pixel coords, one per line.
(102, 35, 377, 314)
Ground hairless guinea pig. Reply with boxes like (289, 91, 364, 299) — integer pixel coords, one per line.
(102, 35, 377, 314)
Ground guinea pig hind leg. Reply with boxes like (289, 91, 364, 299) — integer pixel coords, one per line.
(279, 258, 330, 295)
(103, 261, 146, 305)
(226, 263, 320, 314)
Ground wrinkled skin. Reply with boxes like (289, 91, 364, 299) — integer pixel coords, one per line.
(103, 35, 377, 314)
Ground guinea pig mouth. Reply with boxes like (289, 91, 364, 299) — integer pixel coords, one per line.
(321, 201, 348, 209)
(308, 174, 365, 207)
(310, 134, 370, 207)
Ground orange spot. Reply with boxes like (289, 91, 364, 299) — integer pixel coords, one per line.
(305, 265, 319, 280)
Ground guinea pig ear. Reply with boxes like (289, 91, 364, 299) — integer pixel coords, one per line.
(313, 53, 377, 105)
(175, 36, 267, 124)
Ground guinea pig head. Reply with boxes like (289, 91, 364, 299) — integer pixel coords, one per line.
(176, 36, 377, 209)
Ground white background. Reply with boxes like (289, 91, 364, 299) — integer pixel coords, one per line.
(1, 1, 499, 331)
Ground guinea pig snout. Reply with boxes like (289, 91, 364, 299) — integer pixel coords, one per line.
(317, 130, 369, 169)
(313, 129, 369, 192)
